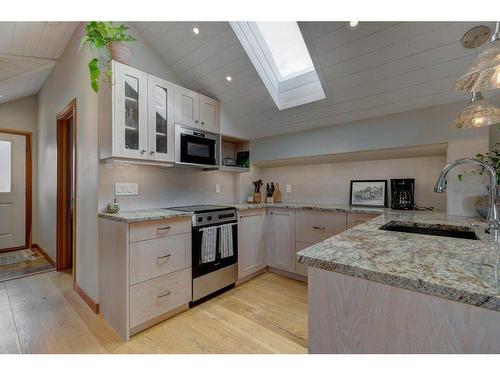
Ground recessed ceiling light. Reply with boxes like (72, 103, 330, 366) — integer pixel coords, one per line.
(347, 21, 359, 30)
(192, 27, 200, 35)
(226, 76, 232, 82)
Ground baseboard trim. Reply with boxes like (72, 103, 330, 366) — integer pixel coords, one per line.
(74, 282, 100, 314)
(235, 267, 267, 286)
(267, 266, 308, 283)
(32, 243, 56, 266)
(0, 245, 26, 254)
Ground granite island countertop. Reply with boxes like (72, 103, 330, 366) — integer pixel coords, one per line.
(297, 210, 500, 312)
(98, 208, 193, 223)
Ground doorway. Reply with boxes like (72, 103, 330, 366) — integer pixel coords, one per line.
(0, 129, 32, 253)
(56, 99, 77, 278)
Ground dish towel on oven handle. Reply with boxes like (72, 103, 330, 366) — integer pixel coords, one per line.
(220, 223, 234, 259)
(201, 226, 217, 264)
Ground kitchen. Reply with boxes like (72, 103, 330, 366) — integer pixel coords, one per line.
(0, 3, 499, 370)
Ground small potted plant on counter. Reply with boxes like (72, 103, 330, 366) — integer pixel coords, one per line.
(458, 141, 500, 218)
(80, 21, 136, 92)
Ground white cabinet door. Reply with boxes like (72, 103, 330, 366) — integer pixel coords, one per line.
(268, 209, 296, 272)
(199, 94, 219, 133)
(114, 61, 148, 159)
(174, 86, 199, 128)
(238, 209, 266, 280)
(147, 75, 175, 162)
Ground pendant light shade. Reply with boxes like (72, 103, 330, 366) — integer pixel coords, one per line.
(451, 92, 500, 129)
(454, 22, 500, 92)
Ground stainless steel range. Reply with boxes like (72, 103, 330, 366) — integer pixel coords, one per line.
(167, 205, 238, 304)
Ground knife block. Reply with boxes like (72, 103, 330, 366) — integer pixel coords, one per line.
(253, 192, 262, 203)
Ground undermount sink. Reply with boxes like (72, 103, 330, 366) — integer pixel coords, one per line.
(379, 220, 479, 240)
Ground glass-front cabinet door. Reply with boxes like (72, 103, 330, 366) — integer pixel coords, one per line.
(114, 61, 148, 159)
(147, 75, 175, 162)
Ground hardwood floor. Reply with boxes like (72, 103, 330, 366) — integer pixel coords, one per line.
(0, 271, 307, 354)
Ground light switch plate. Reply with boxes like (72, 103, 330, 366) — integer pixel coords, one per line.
(215, 184, 221, 194)
(286, 184, 292, 193)
(115, 183, 139, 196)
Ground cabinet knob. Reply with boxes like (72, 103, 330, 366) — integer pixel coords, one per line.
(201, 122, 205, 125)
(195, 120, 199, 123)
(140, 149, 146, 154)
(150, 151, 155, 154)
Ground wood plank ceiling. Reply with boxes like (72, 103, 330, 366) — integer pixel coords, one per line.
(132, 21, 498, 139)
(0, 22, 78, 104)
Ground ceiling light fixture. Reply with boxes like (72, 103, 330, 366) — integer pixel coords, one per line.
(452, 27, 500, 129)
(192, 27, 200, 35)
(226, 75, 232, 82)
(454, 22, 500, 91)
(347, 21, 359, 30)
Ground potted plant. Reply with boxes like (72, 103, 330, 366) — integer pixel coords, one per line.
(80, 21, 136, 92)
(458, 141, 500, 217)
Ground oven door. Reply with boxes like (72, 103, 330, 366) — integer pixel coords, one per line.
(192, 221, 238, 279)
(178, 131, 217, 167)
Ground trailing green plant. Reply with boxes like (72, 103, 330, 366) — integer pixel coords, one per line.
(80, 22, 136, 92)
(458, 141, 500, 186)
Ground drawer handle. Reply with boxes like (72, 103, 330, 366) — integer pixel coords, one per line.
(157, 253, 171, 260)
(157, 226, 171, 231)
(312, 225, 326, 230)
(157, 290, 171, 299)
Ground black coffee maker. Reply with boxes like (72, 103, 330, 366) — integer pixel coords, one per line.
(391, 178, 415, 210)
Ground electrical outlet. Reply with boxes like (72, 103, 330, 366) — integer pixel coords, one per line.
(286, 184, 292, 193)
(115, 183, 139, 196)
(215, 184, 221, 194)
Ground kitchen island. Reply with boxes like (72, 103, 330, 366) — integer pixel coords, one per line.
(297, 210, 500, 353)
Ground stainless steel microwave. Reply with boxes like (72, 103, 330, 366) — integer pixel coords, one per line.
(175, 125, 219, 168)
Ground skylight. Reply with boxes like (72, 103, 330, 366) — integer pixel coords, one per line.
(254, 22, 314, 80)
(230, 22, 325, 110)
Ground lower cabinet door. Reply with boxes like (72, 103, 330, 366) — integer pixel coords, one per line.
(129, 268, 191, 328)
(267, 209, 296, 272)
(237, 209, 266, 280)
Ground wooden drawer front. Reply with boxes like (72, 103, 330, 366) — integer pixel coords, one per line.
(129, 217, 191, 242)
(130, 233, 191, 285)
(296, 211, 347, 244)
(129, 268, 192, 328)
(347, 213, 380, 229)
(295, 241, 312, 277)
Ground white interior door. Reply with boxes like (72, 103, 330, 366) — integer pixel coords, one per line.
(0, 132, 26, 250)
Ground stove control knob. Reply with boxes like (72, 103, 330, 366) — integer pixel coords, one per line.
(218, 214, 223, 219)
(197, 217, 203, 223)
(207, 216, 212, 221)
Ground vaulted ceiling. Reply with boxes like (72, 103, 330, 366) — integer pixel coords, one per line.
(132, 21, 498, 139)
(0, 22, 78, 104)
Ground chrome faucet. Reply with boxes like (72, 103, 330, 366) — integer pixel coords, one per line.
(434, 158, 499, 230)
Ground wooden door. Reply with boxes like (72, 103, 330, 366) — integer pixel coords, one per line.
(174, 86, 199, 128)
(147, 75, 175, 162)
(114, 61, 148, 159)
(0, 132, 26, 251)
(199, 94, 219, 133)
(267, 209, 296, 272)
(237, 209, 266, 279)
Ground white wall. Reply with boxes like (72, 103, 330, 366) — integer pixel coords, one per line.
(0, 96, 39, 243)
(257, 156, 447, 209)
(38, 23, 99, 301)
(250, 101, 491, 216)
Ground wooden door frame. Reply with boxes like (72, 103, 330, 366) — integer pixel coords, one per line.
(0, 128, 32, 254)
(56, 99, 77, 279)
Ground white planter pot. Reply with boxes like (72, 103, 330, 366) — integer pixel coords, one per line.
(107, 42, 133, 65)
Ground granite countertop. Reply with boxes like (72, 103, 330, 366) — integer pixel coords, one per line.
(232, 202, 387, 215)
(297, 210, 500, 312)
(98, 209, 193, 223)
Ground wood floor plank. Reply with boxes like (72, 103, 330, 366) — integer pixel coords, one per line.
(1, 271, 307, 354)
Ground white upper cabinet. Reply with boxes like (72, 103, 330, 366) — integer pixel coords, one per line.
(147, 75, 175, 162)
(113, 61, 149, 159)
(99, 61, 220, 164)
(199, 94, 220, 133)
(174, 86, 199, 128)
(175, 88, 220, 133)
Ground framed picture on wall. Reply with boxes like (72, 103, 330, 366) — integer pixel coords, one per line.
(350, 180, 387, 207)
